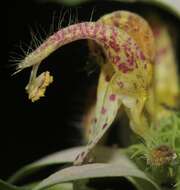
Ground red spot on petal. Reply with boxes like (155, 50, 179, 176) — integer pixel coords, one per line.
(101, 107, 107, 115)
(117, 63, 132, 73)
(102, 123, 108, 129)
(109, 40, 120, 52)
(113, 56, 120, 65)
(140, 51, 145, 61)
(109, 94, 116, 101)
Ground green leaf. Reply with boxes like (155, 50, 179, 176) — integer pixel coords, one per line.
(7, 146, 161, 190)
(127, 177, 158, 190)
(74, 180, 95, 190)
(23, 182, 73, 190)
(8, 146, 119, 184)
(7, 146, 132, 184)
(1, 179, 73, 190)
(32, 152, 160, 190)
(8, 147, 83, 184)
(42, 183, 73, 190)
(0, 179, 27, 190)
(127, 177, 145, 190)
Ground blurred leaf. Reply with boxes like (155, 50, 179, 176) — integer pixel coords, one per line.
(127, 177, 158, 190)
(8, 147, 83, 184)
(1, 179, 73, 190)
(127, 177, 144, 190)
(8, 146, 119, 184)
(74, 179, 95, 190)
(39, 0, 180, 17)
(43, 183, 73, 190)
(0, 179, 26, 190)
(143, 0, 180, 17)
(32, 154, 160, 190)
(23, 182, 73, 190)
(117, 0, 180, 17)
(8, 145, 141, 184)
(8, 146, 160, 190)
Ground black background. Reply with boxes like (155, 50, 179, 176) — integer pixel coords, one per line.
(6, 0, 92, 180)
(4, 0, 180, 187)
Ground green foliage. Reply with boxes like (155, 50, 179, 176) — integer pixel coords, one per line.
(2, 114, 180, 189)
(2, 147, 160, 190)
(128, 112, 180, 188)
(8, 147, 84, 184)
(0, 179, 26, 190)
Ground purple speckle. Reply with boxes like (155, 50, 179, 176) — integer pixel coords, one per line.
(113, 56, 120, 64)
(140, 51, 145, 61)
(109, 94, 116, 101)
(101, 107, 107, 114)
(102, 123, 108, 129)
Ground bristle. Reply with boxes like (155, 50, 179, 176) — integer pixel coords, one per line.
(75, 7, 79, 24)
(68, 8, 72, 26)
(29, 28, 42, 49)
(58, 9, 69, 29)
(89, 7, 96, 22)
(11, 67, 23, 76)
(49, 11, 56, 35)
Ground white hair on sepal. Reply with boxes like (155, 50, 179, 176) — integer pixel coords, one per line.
(89, 6, 96, 22)
(10, 6, 96, 76)
(9, 24, 47, 76)
(10, 8, 81, 97)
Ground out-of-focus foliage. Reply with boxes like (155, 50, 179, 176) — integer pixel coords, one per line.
(38, 0, 180, 17)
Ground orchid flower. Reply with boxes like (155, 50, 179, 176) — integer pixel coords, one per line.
(15, 11, 155, 165)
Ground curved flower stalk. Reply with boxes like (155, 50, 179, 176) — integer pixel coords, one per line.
(15, 11, 155, 165)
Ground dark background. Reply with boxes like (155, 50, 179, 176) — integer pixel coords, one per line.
(6, 0, 92, 180)
(4, 0, 180, 185)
